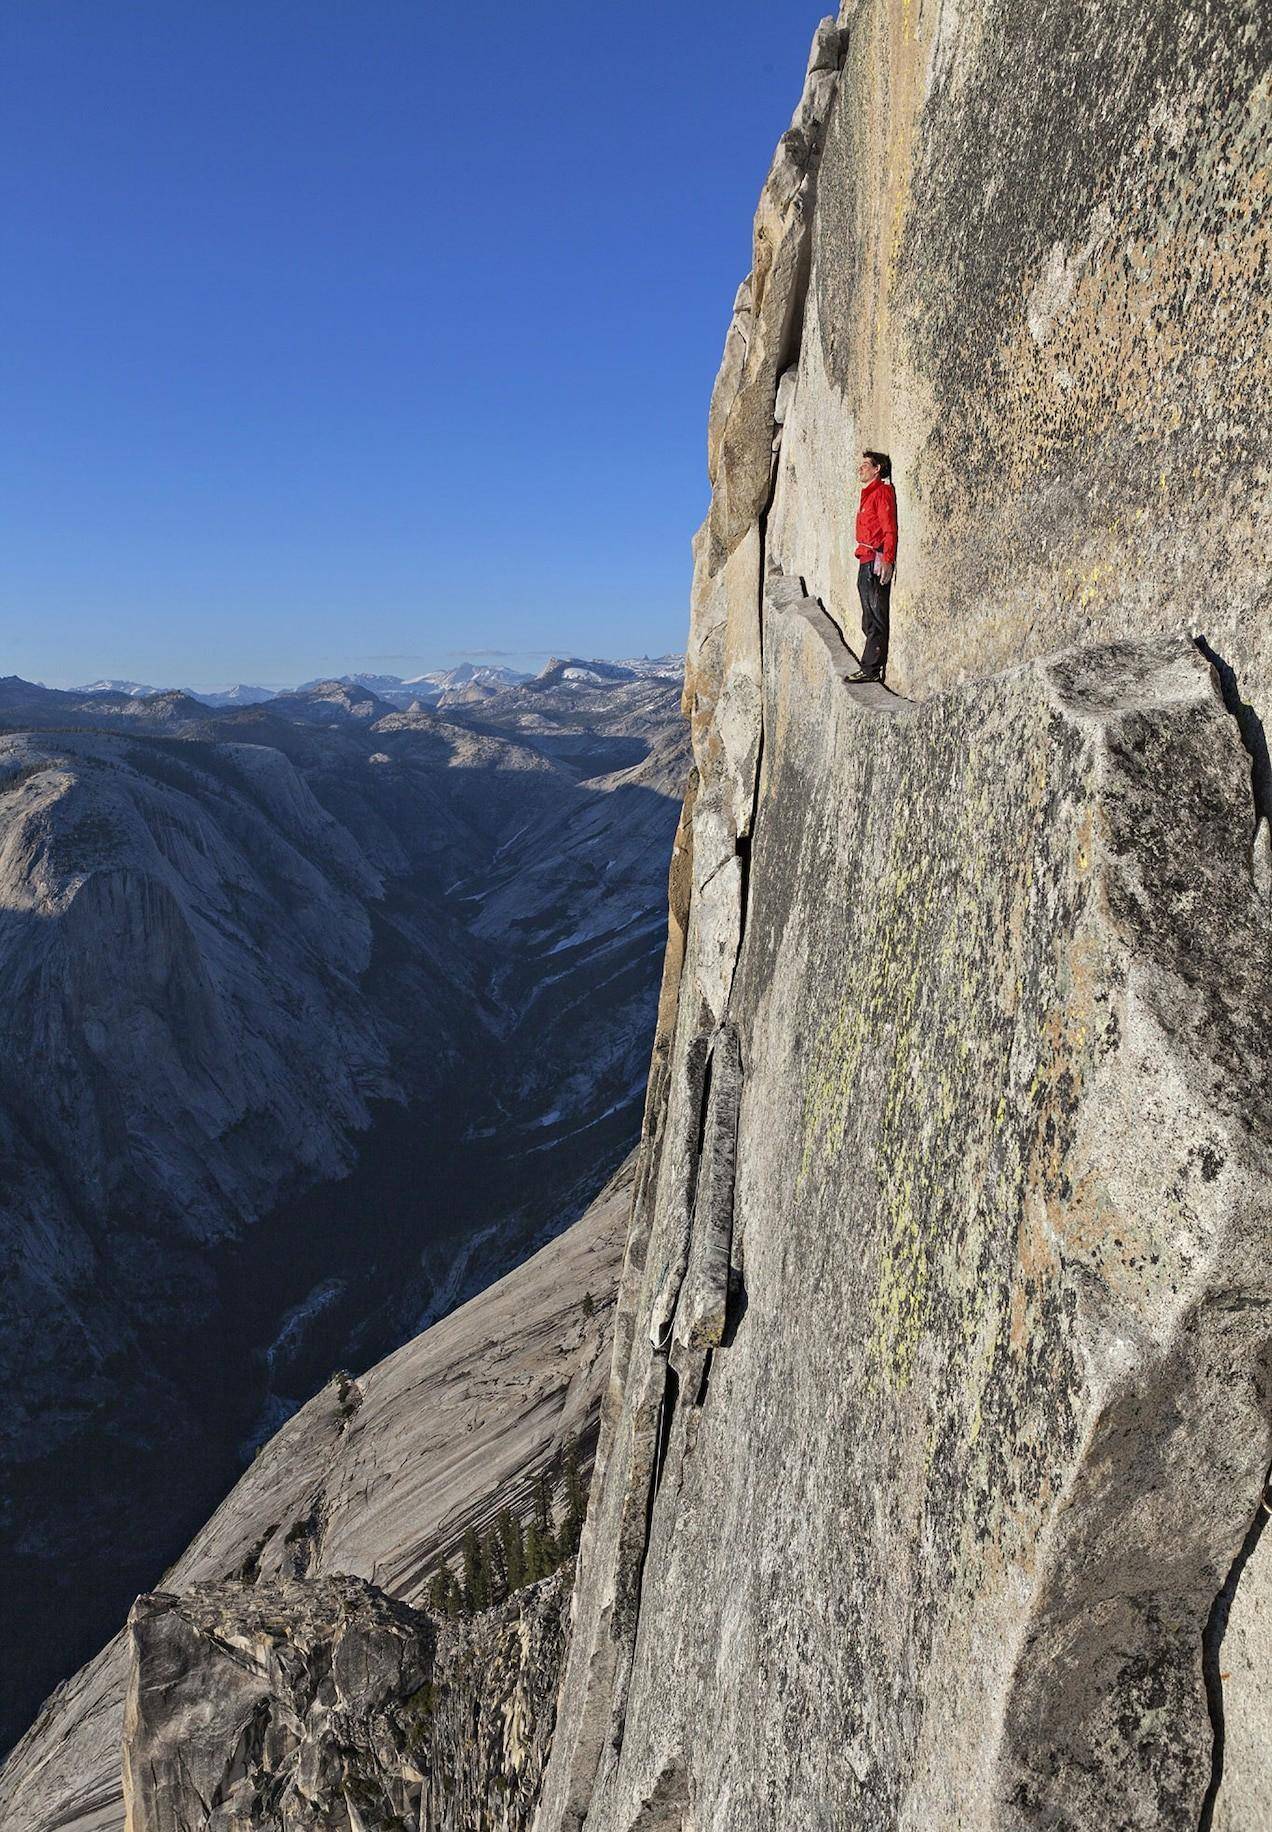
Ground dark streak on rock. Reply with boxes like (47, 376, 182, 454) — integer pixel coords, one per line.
(1198, 1471, 1272, 1832)
(1195, 637, 1272, 837)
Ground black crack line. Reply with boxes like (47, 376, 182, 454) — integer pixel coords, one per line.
(1198, 1463, 1272, 1831)
(1195, 636, 1272, 838)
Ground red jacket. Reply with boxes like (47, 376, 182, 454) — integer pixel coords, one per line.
(855, 477, 898, 566)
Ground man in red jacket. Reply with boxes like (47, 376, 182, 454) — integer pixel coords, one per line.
(847, 449, 898, 685)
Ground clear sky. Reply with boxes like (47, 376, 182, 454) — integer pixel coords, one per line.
(1, 1, 831, 689)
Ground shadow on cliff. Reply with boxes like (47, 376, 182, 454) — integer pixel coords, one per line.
(0, 749, 683, 1756)
(1195, 638, 1272, 835)
(1199, 1466, 1272, 1831)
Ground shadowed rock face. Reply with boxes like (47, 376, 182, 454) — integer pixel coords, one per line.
(0, 1158, 630, 1832)
(123, 1577, 438, 1832)
(538, 9, 1270, 1831)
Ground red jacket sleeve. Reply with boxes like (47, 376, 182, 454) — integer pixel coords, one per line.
(880, 484, 898, 565)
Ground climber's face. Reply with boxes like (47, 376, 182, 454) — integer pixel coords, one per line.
(858, 455, 880, 485)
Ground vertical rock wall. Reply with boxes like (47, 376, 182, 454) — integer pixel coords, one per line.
(538, 8, 1271, 1830)
(769, 0, 1271, 721)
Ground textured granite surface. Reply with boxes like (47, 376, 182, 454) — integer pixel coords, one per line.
(537, 7, 1270, 1826)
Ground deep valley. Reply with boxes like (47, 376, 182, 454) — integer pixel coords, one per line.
(0, 659, 686, 1752)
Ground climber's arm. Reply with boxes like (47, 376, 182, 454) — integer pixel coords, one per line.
(879, 485, 898, 568)
(873, 487, 897, 582)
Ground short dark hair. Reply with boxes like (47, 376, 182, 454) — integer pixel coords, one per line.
(862, 449, 892, 480)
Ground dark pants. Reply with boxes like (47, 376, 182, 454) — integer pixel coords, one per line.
(856, 562, 891, 678)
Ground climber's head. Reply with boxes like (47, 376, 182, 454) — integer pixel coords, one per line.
(859, 449, 892, 484)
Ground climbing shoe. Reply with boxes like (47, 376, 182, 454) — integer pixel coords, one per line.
(846, 669, 881, 685)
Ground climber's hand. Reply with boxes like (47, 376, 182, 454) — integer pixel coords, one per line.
(878, 562, 894, 585)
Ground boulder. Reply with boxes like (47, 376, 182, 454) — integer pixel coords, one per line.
(123, 1573, 566, 1832)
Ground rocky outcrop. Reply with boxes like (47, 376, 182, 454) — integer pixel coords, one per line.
(121, 1573, 565, 1832)
(123, 1577, 437, 1831)
(0, 1157, 630, 1832)
(539, 8, 1270, 1831)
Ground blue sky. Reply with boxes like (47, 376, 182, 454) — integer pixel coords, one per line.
(1, 2, 830, 689)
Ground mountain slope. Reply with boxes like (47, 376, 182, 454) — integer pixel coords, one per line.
(0, 1157, 631, 1832)
(0, 672, 686, 1754)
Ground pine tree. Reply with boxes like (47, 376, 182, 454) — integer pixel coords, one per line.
(556, 1509, 579, 1559)
(524, 1520, 549, 1584)
(480, 1527, 502, 1605)
(428, 1564, 453, 1617)
(535, 1465, 554, 1535)
(564, 1436, 586, 1526)
(461, 1525, 485, 1613)
(497, 1507, 526, 1593)
(430, 1563, 463, 1617)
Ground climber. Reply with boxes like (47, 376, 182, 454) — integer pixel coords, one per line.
(847, 449, 898, 686)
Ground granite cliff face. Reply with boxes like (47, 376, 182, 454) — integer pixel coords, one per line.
(539, 8, 1270, 1831)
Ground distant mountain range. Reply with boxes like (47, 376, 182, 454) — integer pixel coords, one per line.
(62, 655, 683, 714)
(72, 678, 281, 707)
